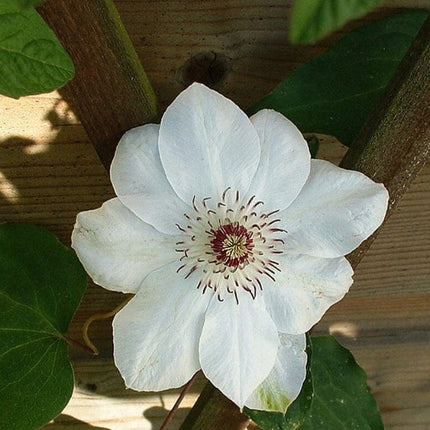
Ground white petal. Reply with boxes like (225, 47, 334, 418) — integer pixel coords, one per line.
(245, 333, 307, 413)
(248, 110, 310, 211)
(199, 293, 279, 408)
(113, 263, 211, 391)
(71, 198, 179, 294)
(110, 124, 190, 235)
(263, 253, 353, 334)
(280, 159, 389, 258)
(159, 83, 260, 204)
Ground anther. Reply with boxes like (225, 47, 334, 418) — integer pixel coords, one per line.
(222, 187, 231, 201)
(192, 196, 199, 212)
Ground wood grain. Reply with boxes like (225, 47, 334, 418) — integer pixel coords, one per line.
(0, 1, 429, 429)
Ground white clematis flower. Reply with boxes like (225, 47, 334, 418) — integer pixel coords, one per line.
(72, 83, 388, 413)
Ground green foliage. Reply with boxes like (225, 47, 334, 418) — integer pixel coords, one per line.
(6, 0, 45, 10)
(0, 224, 87, 430)
(290, 0, 382, 45)
(249, 10, 428, 146)
(0, 0, 74, 98)
(246, 336, 383, 430)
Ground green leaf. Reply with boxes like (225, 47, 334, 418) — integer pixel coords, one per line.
(290, 0, 383, 45)
(249, 10, 428, 146)
(0, 223, 86, 430)
(5, 0, 45, 11)
(0, 1, 74, 98)
(246, 336, 383, 430)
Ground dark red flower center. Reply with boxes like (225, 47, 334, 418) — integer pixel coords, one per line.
(210, 223, 254, 267)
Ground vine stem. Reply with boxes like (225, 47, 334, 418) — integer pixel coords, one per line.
(82, 296, 132, 355)
(63, 335, 97, 355)
(159, 371, 200, 430)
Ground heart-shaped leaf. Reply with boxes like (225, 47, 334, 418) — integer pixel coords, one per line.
(246, 336, 383, 430)
(289, 0, 383, 45)
(0, 223, 86, 430)
(0, 0, 74, 98)
(249, 10, 428, 146)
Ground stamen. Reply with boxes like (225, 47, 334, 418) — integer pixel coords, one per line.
(202, 197, 211, 208)
(175, 190, 284, 303)
(192, 196, 198, 212)
(222, 187, 231, 201)
(176, 264, 186, 273)
(234, 290, 239, 305)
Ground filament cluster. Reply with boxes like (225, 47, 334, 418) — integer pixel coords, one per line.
(175, 188, 285, 304)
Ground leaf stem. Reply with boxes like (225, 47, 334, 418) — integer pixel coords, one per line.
(159, 371, 200, 430)
(82, 296, 132, 355)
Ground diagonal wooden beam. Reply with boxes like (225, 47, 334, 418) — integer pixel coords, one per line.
(38, 0, 157, 170)
(180, 16, 430, 430)
(341, 15, 430, 267)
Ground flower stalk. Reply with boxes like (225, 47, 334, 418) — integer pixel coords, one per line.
(159, 372, 200, 430)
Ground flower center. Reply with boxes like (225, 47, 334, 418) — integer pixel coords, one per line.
(210, 223, 253, 267)
(175, 188, 285, 303)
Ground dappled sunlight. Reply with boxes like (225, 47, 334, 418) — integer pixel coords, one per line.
(45, 98, 80, 129)
(0, 170, 20, 202)
(1, 92, 65, 142)
(21, 140, 51, 155)
(329, 321, 359, 340)
(59, 378, 202, 430)
(0, 92, 63, 203)
(47, 414, 109, 429)
(0, 91, 113, 244)
(1, 94, 78, 154)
